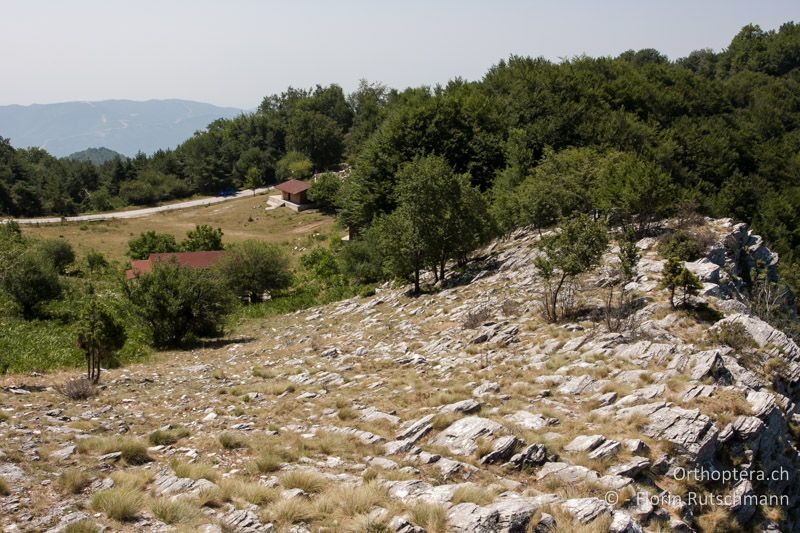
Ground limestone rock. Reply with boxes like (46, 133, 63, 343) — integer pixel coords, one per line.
(561, 497, 612, 523)
(431, 416, 503, 456)
(447, 502, 500, 532)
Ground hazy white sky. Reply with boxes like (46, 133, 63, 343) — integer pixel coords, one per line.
(1, 0, 797, 109)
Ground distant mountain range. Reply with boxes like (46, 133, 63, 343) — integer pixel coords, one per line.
(0, 99, 243, 157)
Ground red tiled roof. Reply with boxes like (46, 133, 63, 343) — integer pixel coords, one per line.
(125, 251, 225, 280)
(275, 179, 310, 194)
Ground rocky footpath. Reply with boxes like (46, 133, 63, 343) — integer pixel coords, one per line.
(1, 218, 799, 532)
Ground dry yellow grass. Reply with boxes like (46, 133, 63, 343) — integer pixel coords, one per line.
(58, 468, 91, 494)
(90, 487, 145, 521)
(22, 195, 337, 261)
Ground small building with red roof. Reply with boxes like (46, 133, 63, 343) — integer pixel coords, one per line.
(275, 179, 311, 206)
(125, 251, 225, 280)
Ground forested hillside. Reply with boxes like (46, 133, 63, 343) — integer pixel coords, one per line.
(1, 22, 799, 287)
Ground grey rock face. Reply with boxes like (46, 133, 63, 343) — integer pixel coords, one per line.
(504, 443, 548, 469)
(441, 399, 481, 414)
(222, 509, 274, 532)
(479, 435, 522, 465)
(504, 410, 557, 430)
(396, 414, 435, 443)
(563, 435, 605, 453)
(153, 473, 218, 497)
(447, 502, 500, 532)
(561, 497, 612, 523)
(431, 416, 503, 456)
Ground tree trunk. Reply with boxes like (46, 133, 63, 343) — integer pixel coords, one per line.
(414, 268, 420, 294)
(551, 273, 568, 321)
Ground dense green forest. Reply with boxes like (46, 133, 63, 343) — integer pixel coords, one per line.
(2, 22, 799, 282)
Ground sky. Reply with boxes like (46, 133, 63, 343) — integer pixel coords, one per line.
(1, 0, 797, 109)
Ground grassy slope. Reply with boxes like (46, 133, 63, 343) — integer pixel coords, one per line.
(2, 195, 342, 373)
(22, 194, 336, 262)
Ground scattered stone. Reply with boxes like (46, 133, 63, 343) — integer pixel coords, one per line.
(441, 399, 481, 414)
(479, 436, 522, 464)
(396, 414, 435, 443)
(607, 457, 650, 478)
(561, 497, 612, 523)
(504, 410, 556, 430)
(473, 382, 500, 397)
(432, 416, 504, 456)
(587, 439, 620, 460)
(153, 473, 217, 497)
(222, 509, 274, 532)
(563, 435, 605, 453)
(447, 502, 500, 532)
(504, 444, 547, 469)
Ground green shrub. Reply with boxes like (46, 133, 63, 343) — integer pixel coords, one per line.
(0, 251, 62, 318)
(658, 230, 708, 262)
(217, 241, 291, 302)
(125, 262, 235, 347)
(34, 239, 75, 273)
(711, 321, 756, 351)
(181, 225, 223, 252)
(126, 231, 178, 260)
(85, 251, 109, 272)
(307, 172, 341, 213)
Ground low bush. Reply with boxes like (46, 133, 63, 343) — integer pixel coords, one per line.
(710, 321, 756, 351)
(58, 378, 96, 400)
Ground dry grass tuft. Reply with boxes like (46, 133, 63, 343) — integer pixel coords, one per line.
(451, 484, 496, 506)
(58, 468, 91, 494)
(265, 497, 319, 526)
(171, 460, 220, 482)
(252, 366, 275, 379)
(409, 502, 448, 533)
(218, 432, 249, 450)
(110, 469, 153, 490)
(150, 498, 200, 525)
(148, 427, 190, 446)
(696, 506, 738, 532)
(279, 469, 329, 493)
(90, 487, 144, 521)
(63, 520, 101, 533)
(252, 449, 283, 473)
(218, 479, 280, 506)
(337, 406, 358, 420)
(315, 481, 389, 517)
(0, 476, 8, 496)
(76, 436, 151, 465)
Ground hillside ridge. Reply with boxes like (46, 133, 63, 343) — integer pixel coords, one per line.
(1, 218, 799, 532)
(0, 99, 242, 157)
